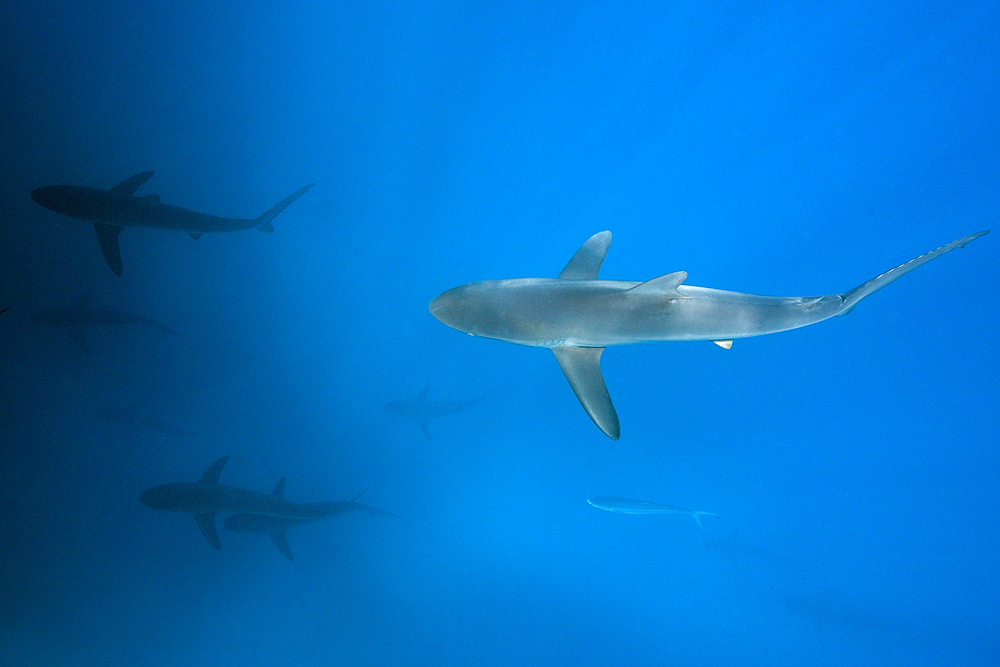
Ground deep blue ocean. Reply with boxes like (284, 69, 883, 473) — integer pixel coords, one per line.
(1, 1, 997, 665)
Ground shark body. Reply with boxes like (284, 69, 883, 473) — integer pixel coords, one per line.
(32, 294, 177, 354)
(139, 456, 335, 551)
(587, 496, 717, 527)
(223, 482, 398, 561)
(31, 171, 313, 276)
(430, 230, 988, 439)
(385, 385, 506, 441)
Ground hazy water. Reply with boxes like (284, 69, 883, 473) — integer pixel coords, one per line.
(1, 1, 997, 665)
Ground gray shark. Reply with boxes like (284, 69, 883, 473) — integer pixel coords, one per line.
(430, 230, 989, 439)
(385, 385, 508, 442)
(32, 294, 177, 355)
(222, 479, 398, 561)
(139, 456, 337, 551)
(587, 496, 717, 527)
(31, 171, 313, 276)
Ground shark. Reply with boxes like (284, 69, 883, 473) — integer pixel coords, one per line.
(32, 294, 177, 354)
(139, 456, 346, 551)
(587, 496, 717, 527)
(222, 478, 398, 561)
(385, 385, 508, 442)
(30, 171, 314, 276)
(429, 230, 989, 439)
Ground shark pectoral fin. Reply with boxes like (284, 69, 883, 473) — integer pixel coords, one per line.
(188, 233, 202, 241)
(108, 171, 154, 196)
(552, 346, 620, 440)
(557, 231, 612, 280)
(418, 419, 432, 443)
(712, 339, 733, 349)
(255, 220, 275, 232)
(68, 327, 89, 355)
(628, 271, 688, 297)
(194, 513, 221, 550)
(198, 456, 230, 484)
(255, 183, 315, 232)
(269, 531, 294, 561)
(93, 223, 125, 277)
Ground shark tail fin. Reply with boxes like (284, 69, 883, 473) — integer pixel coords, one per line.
(255, 183, 315, 232)
(836, 230, 989, 315)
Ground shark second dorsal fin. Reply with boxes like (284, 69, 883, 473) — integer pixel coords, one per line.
(628, 271, 688, 297)
(93, 223, 125, 277)
(269, 531, 294, 561)
(558, 231, 612, 280)
(198, 456, 230, 484)
(272, 477, 286, 498)
(195, 513, 222, 550)
(109, 171, 154, 196)
(552, 346, 620, 440)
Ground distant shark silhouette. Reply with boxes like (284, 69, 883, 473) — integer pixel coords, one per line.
(385, 385, 508, 441)
(31, 171, 314, 276)
(587, 496, 717, 527)
(139, 456, 354, 551)
(32, 294, 177, 355)
(430, 230, 989, 439)
(223, 478, 398, 561)
(96, 396, 199, 441)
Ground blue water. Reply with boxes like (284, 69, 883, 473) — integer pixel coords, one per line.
(1, 1, 997, 665)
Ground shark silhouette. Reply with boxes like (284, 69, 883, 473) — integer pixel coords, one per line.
(32, 294, 177, 355)
(430, 230, 988, 439)
(31, 171, 313, 275)
(385, 385, 507, 442)
(139, 456, 354, 551)
(223, 479, 398, 561)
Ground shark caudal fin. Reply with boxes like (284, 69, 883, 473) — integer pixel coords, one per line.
(254, 183, 315, 232)
(837, 230, 989, 315)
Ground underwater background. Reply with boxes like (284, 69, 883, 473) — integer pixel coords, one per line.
(1, 1, 997, 665)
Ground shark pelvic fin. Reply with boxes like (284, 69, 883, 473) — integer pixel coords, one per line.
(558, 231, 612, 280)
(552, 346, 620, 440)
(628, 271, 688, 297)
(713, 339, 733, 349)
(93, 223, 125, 277)
(272, 477, 286, 498)
(195, 513, 222, 550)
(198, 456, 230, 484)
(109, 171, 154, 196)
(255, 183, 315, 232)
(269, 531, 294, 561)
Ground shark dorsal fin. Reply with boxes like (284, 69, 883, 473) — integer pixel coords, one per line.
(109, 171, 154, 196)
(198, 456, 230, 484)
(272, 477, 286, 498)
(628, 271, 688, 297)
(269, 531, 294, 561)
(417, 385, 431, 401)
(558, 231, 612, 280)
(552, 346, 620, 440)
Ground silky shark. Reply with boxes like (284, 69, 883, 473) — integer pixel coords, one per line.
(139, 456, 342, 551)
(385, 385, 508, 442)
(223, 479, 398, 561)
(587, 496, 717, 527)
(430, 230, 989, 439)
(31, 171, 314, 276)
(32, 294, 177, 355)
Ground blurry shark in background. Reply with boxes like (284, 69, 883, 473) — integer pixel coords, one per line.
(139, 456, 358, 551)
(385, 385, 509, 442)
(32, 294, 177, 355)
(430, 230, 988, 439)
(587, 496, 717, 527)
(31, 171, 314, 276)
(223, 478, 398, 561)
